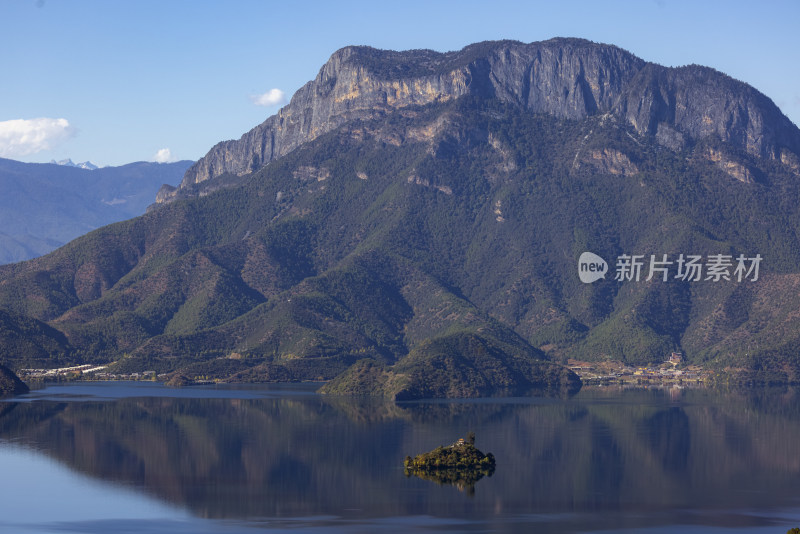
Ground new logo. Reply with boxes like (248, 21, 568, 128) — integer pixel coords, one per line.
(578, 252, 608, 283)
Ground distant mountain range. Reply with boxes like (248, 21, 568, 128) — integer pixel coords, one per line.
(1, 38, 799, 394)
(50, 158, 99, 170)
(0, 158, 193, 264)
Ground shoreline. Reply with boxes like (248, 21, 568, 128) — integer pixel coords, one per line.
(17, 359, 789, 391)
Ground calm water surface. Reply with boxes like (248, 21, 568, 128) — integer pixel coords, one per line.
(2, 382, 800, 533)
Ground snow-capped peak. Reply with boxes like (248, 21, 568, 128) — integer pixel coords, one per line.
(50, 158, 98, 170)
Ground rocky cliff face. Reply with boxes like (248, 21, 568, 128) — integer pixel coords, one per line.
(617, 63, 800, 159)
(166, 38, 800, 203)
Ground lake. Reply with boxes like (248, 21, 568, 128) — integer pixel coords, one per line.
(1, 382, 800, 533)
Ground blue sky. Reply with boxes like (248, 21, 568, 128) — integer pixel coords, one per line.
(1, 0, 798, 167)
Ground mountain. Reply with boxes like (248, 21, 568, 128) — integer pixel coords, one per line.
(0, 232, 63, 265)
(0, 158, 193, 264)
(164, 38, 799, 202)
(0, 38, 799, 391)
(51, 158, 99, 170)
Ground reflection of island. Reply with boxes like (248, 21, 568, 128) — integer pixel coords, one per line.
(404, 433, 495, 495)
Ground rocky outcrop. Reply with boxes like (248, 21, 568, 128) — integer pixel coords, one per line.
(155, 183, 177, 204)
(582, 148, 639, 176)
(165, 38, 800, 202)
(705, 147, 755, 183)
(0, 364, 29, 396)
(781, 149, 800, 175)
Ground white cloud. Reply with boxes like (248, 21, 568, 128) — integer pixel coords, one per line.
(154, 148, 174, 163)
(250, 88, 287, 107)
(0, 118, 75, 158)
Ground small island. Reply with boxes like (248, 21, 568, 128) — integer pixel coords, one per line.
(404, 432, 495, 495)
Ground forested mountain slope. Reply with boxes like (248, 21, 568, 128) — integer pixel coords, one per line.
(1, 39, 799, 390)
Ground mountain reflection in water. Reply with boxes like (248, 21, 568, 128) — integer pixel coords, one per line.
(2, 383, 800, 533)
